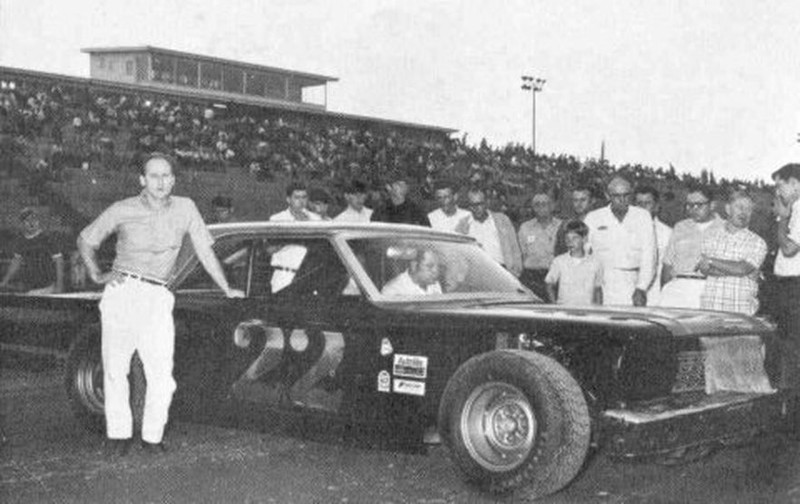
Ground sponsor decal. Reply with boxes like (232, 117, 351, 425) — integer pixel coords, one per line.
(393, 354, 428, 379)
(380, 337, 394, 356)
(393, 379, 426, 396)
(377, 370, 391, 393)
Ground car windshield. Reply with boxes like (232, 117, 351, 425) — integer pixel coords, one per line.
(345, 236, 536, 302)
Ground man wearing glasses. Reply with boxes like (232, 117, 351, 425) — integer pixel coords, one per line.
(584, 176, 656, 306)
(658, 185, 725, 308)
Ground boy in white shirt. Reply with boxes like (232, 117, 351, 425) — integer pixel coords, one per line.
(545, 220, 603, 305)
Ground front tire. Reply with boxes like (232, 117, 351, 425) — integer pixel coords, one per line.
(438, 350, 590, 499)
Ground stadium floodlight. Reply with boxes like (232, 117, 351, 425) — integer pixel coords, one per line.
(520, 75, 546, 155)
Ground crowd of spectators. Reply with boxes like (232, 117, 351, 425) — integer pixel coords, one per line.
(1, 74, 770, 222)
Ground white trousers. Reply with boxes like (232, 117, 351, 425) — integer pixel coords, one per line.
(602, 269, 638, 306)
(99, 279, 175, 443)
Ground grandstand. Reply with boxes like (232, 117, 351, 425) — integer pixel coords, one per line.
(82, 46, 337, 110)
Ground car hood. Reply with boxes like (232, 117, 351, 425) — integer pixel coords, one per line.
(405, 300, 775, 337)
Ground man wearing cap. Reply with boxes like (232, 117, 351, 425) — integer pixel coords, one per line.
(77, 153, 242, 456)
(0, 207, 64, 294)
(370, 172, 430, 227)
(335, 180, 373, 223)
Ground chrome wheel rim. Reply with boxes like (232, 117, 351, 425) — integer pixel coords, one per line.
(460, 381, 536, 472)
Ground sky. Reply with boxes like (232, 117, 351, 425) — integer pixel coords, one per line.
(1, 0, 798, 182)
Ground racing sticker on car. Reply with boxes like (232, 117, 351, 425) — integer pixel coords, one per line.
(377, 370, 391, 392)
(393, 354, 428, 379)
(393, 379, 426, 396)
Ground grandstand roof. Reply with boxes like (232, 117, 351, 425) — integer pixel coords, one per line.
(81, 45, 338, 84)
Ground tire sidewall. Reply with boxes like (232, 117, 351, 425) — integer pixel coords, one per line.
(439, 349, 589, 496)
(65, 326, 105, 433)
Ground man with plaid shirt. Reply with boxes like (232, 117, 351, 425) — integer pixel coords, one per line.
(697, 189, 766, 315)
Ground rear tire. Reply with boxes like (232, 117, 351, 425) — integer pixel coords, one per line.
(438, 350, 590, 499)
(65, 326, 145, 434)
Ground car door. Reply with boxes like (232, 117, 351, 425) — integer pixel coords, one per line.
(174, 232, 369, 420)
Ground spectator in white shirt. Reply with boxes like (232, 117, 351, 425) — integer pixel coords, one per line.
(634, 185, 672, 305)
(545, 220, 603, 305)
(334, 180, 373, 223)
(463, 186, 523, 277)
(428, 180, 470, 233)
(269, 182, 322, 223)
(584, 175, 656, 306)
(269, 182, 320, 292)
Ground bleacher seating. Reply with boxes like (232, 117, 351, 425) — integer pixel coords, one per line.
(1, 70, 772, 238)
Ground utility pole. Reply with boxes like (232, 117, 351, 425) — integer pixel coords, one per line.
(521, 75, 546, 155)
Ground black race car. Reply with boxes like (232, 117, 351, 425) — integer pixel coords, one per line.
(5, 222, 797, 499)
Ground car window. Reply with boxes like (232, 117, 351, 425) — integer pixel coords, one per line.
(346, 237, 529, 299)
(178, 236, 252, 292)
(249, 238, 351, 299)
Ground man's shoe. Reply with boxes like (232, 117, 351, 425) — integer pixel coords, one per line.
(108, 438, 134, 457)
(141, 440, 168, 454)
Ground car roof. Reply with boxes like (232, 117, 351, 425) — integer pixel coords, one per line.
(207, 221, 475, 242)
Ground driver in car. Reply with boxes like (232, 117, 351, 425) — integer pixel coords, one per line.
(382, 248, 443, 297)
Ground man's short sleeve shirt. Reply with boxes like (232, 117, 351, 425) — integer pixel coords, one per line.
(545, 253, 603, 305)
(79, 193, 213, 281)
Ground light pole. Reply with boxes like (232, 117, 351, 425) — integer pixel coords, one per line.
(521, 75, 546, 155)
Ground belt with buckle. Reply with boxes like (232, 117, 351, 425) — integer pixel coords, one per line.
(273, 266, 298, 273)
(675, 274, 706, 280)
(116, 270, 167, 287)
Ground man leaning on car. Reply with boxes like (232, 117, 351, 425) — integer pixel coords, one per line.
(77, 153, 243, 457)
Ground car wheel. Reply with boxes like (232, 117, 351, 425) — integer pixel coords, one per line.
(438, 350, 590, 499)
(65, 326, 146, 434)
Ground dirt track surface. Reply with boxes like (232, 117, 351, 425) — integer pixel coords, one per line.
(1, 358, 799, 504)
